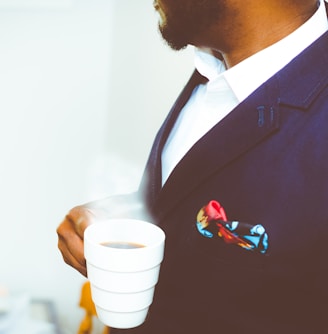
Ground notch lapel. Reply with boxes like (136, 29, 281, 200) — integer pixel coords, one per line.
(153, 78, 281, 219)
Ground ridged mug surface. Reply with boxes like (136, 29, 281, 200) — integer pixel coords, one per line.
(84, 219, 165, 329)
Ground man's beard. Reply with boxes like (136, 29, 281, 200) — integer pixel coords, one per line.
(158, 0, 223, 51)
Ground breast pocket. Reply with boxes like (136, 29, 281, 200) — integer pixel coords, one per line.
(181, 220, 269, 293)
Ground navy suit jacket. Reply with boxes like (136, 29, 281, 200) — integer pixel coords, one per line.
(115, 20, 328, 334)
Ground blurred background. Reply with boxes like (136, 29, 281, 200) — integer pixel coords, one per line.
(0, 0, 193, 332)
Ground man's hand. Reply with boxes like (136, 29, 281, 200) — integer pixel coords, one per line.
(56, 192, 148, 277)
(57, 205, 96, 277)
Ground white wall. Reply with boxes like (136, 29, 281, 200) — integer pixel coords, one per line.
(0, 0, 193, 333)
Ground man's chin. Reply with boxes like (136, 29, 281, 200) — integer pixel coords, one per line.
(158, 26, 189, 51)
(164, 39, 188, 51)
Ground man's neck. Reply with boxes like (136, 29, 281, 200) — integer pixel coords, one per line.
(194, 1, 320, 69)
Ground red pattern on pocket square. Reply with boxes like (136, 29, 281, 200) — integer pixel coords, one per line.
(196, 200, 269, 254)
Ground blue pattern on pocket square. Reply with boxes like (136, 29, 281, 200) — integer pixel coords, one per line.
(196, 200, 269, 254)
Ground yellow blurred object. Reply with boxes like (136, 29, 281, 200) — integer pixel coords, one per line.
(78, 281, 110, 334)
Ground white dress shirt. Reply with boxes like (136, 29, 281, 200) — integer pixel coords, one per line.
(161, 0, 328, 185)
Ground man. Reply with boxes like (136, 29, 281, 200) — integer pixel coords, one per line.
(57, 0, 328, 333)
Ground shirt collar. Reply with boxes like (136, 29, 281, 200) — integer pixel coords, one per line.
(195, 0, 328, 103)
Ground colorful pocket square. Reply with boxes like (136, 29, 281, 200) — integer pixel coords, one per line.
(196, 200, 269, 254)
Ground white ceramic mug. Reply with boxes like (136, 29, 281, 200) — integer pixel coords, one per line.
(84, 219, 165, 329)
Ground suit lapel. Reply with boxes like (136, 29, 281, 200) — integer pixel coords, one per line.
(140, 71, 207, 208)
(153, 78, 281, 219)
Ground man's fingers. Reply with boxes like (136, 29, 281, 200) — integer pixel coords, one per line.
(60, 244, 87, 277)
(57, 218, 87, 276)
